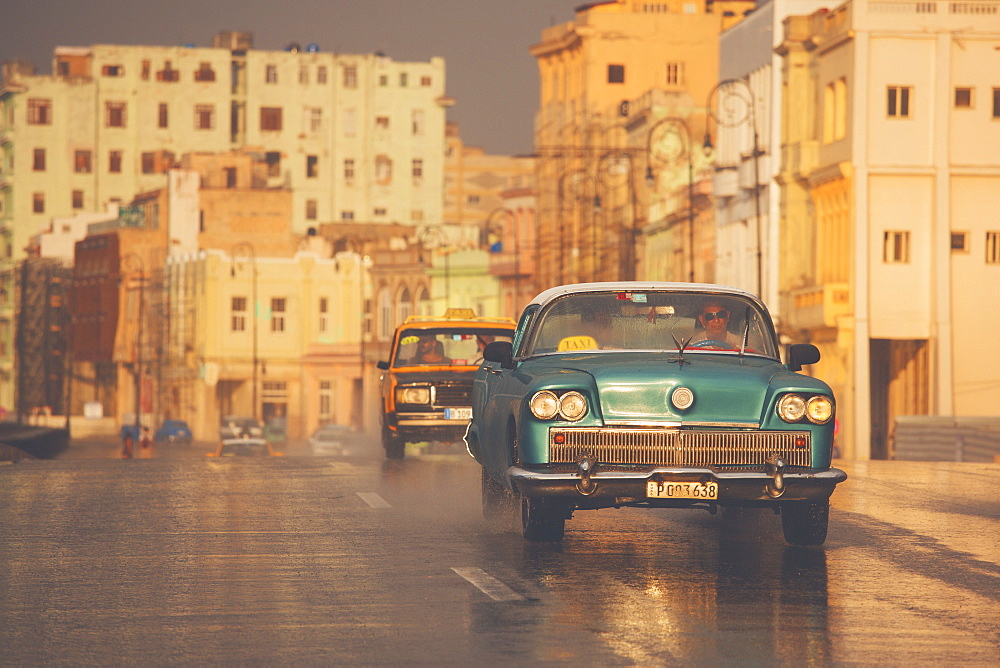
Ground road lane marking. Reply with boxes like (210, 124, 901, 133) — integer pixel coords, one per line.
(357, 492, 392, 508)
(452, 567, 525, 602)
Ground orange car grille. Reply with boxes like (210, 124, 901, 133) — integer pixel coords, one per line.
(433, 381, 473, 407)
(549, 428, 811, 468)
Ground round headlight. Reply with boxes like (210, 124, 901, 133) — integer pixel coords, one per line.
(397, 386, 431, 404)
(806, 395, 834, 424)
(559, 391, 588, 421)
(671, 386, 694, 411)
(530, 391, 560, 420)
(777, 394, 807, 422)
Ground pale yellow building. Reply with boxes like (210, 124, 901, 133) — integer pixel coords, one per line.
(777, 1, 1000, 459)
(530, 0, 753, 291)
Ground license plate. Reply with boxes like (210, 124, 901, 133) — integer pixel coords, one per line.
(646, 481, 718, 499)
(444, 408, 472, 420)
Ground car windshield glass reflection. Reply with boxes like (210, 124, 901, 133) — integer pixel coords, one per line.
(525, 291, 777, 358)
(393, 329, 514, 367)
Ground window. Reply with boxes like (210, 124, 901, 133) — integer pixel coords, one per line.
(141, 60, 150, 80)
(225, 167, 237, 188)
(824, 78, 847, 143)
(306, 155, 318, 178)
(318, 381, 332, 420)
(420, 76, 432, 87)
(307, 107, 322, 133)
(884, 230, 911, 263)
(467, 195, 480, 205)
(399, 72, 408, 87)
(608, 64, 625, 84)
(317, 66, 328, 84)
(665, 62, 685, 87)
(379, 74, 388, 87)
(195, 104, 214, 130)
(33, 193, 44, 214)
(260, 107, 282, 131)
(343, 65, 357, 88)
(299, 65, 309, 84)
(157, 61, 179, 82)
(33, 148, 45, 171)
(109, 150, 122, 173)
(72, 190, 84, 209)
(231, 296, 247, 332)
(142, 152, 155, 174)
(341, 210, 355, 221)
(194, 62, 215, 82)
(951, 232, 969, 253)
(28, 99, 52, 125)
(344, 159, 355, 181)
(887, 86, 912, 118)
(993, 88, 1000, 119)
(412, 109, 425, 135)
(75, 150, 92, 173)
(318, 298, 329, 334)
(375, 155, 392, 184)
(266, 64, 278, 84)
(986, 232, 1000, 264)
(101, 64, 123, 77)
(954, 87, 973, 109)
(158, 103, 168, 128)
(265, 151, 281, 177)
(271, 298, 286, 332)
(376, 116, 389, 129)
(412, 158, 423, 181)
(374, 207, 387, 217)
(306, 199, 317, 220)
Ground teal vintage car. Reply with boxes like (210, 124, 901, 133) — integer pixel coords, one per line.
(465, 282, 846, 544)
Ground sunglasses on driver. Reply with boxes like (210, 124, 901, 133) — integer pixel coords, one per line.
(701, 310, 730, 321)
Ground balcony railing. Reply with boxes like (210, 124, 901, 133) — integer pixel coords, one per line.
(782, 283, 851, 330)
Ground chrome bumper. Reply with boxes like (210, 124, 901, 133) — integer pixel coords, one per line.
(507, 465, 847, 504)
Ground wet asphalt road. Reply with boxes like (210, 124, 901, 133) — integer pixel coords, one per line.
(1, 438, 998, 666)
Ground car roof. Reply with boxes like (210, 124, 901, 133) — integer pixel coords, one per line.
(527, 282, 765, 310)
(400, 308, 515, 328)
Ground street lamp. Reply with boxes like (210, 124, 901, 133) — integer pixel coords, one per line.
(230, 242, 258, 423)
(596, 152, 636, 282)
(120, 253, 144, 456)
(418, 225, 451, 308)
(645, 117, 696, 283)
(557, 170, 598, 283)
(704, 77, 763, 297)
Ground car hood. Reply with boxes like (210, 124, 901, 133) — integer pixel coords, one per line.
(520, 352, 810, 425)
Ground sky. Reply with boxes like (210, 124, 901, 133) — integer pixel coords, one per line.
(1, 0, 580, 156)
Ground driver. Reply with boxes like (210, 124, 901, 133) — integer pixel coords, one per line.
(409, 335, 451, 365)
(692, 301, 741, 347)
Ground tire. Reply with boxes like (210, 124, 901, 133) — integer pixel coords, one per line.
(520, 495, 566, 542)
(781, 500, 830, 546)
(383, 429, 405, 460)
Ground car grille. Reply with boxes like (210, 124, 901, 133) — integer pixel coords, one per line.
(433, 381, 473, 407)
(549, 428, 811, 468)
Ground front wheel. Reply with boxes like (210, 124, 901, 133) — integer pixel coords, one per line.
(520, 496, 567, 542)
(382, 428, 404, 460)
(781, 500, 830, 545)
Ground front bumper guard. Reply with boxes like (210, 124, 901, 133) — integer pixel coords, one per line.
(507, 465, 847, 504)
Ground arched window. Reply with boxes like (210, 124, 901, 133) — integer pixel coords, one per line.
(397, 286, 413, 324)
(417, 285, 432, 315)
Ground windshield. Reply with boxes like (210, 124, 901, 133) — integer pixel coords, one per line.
(523, 291, 778, 358)
(392, 328, 514, 367)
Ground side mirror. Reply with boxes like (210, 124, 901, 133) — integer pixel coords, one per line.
(483, 340, 515, 369)
(787, 343, 820, 372)
(376, 360, 389, 370)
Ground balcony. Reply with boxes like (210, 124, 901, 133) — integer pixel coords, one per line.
(783, 140, 819, 179)
(782, 283, 851, 331)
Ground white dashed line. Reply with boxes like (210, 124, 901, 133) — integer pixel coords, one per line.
(452, 567, 525, 602)
(356, 492, 392, 508)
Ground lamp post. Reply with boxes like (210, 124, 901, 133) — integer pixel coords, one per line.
(596, 152, 637, 282)
(704, 78, 763, 297)
(418, 225, 451, 308)
(557, 170, 598, 283)
(231, 243, 258, 423)
(645, 117, 695, 283)
(485, 207, 521, 315)
(120, 253, 144, 456)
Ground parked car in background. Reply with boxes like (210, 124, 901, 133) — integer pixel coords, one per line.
(219, 416, 263, 440)
(467, 282, 847, 545)
(263, 422, 287, 445)
(377, 308, 516, 460)
(309, 424, 358, 456)
(207, 437, 280, 457)
(154, 420, 192, 444)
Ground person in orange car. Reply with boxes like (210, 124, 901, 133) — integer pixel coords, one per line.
(409, 335, 451, 365)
